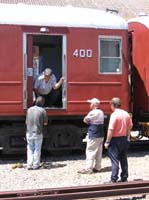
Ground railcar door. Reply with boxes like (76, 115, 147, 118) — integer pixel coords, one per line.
(23, 33, 67, 109)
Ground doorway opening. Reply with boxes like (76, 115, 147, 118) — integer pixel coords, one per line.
(32, 35, 63, 108)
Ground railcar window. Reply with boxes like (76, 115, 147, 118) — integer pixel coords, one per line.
(99, 37, 122, 74)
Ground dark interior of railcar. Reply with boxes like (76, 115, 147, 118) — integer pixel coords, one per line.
(32, 35, 63, 108)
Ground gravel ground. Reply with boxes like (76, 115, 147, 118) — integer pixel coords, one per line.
(0, 149, 149, 192)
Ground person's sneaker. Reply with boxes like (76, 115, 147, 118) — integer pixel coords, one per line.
(33, 166, 41, 170)
(27, 167, 33, 170)
(77, 169, 92, 174)
(118, 178, 128, 182)
(93, 168, 102, 173)
(104, 180, 117, 184)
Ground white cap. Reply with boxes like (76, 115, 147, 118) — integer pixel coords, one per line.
(87, 98, 100, 104)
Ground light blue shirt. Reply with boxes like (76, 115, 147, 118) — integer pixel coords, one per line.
(84, 109, 104, 125)
(34, 74, 57, 95)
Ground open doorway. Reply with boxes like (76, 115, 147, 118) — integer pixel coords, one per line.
(29, 34, 65, 109)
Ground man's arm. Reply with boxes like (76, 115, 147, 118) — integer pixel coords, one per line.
(44, 121, 48, 126)
(127, 116, 133, 140)
(83, 111, 94, 124)
(43, 110, 48, 126)
(34, 88, 40, 97)
(53, 77, 64, 90)
(83, 117, 90, 124)
(127, 126, 132, 140)
(104, 129, 113, 149)
(33, 77, 40, 96)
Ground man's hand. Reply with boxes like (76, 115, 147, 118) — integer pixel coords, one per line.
(54, 77, 65, 89)
(104, 141, 110, 149)
(59, 77, 65, 85)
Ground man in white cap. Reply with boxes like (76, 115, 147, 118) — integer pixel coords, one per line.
(78, 98, 104, 174)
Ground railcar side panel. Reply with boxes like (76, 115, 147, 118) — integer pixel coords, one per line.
(67, 28, 130, 115)
(129, 22, 149, 113)
(0, 25, 24, 116)
(0, 25, 129, 117)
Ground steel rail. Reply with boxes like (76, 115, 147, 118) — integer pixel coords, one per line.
(0, 180, 149, 200)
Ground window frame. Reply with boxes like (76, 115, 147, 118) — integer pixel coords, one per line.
(98, 36, 122, 75)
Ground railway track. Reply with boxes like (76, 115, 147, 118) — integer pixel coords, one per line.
(0, 180, 149, 200)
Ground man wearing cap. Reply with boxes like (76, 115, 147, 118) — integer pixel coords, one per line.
(78, 98, 104, 174)
(104, 97, 133, 183)
(34, 68, 64, 107)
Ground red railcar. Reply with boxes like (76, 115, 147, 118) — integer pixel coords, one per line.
(129, 16, 149, 113)
(0, 4, 129, 154)
(128, 15, 149, 138)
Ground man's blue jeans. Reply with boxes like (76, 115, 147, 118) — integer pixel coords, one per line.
(26, 135, 43, 169)
(108, 136, 130, 182)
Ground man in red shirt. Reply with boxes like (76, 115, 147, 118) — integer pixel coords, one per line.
(104, 97, 133, 183)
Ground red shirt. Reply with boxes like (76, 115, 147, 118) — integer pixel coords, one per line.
(108, 108, 133, 137)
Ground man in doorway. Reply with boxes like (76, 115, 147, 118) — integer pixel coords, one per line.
(34, 68, 64, 107)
